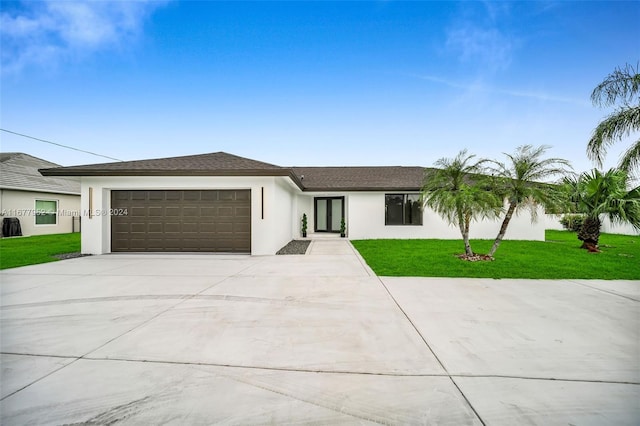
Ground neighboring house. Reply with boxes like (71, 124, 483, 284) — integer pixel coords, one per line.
(0, 153, 81, 237)
(40, 152, 544, 255)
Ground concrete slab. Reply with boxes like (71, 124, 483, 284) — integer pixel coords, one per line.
(1, 256, 144, 275)
(309, 240, 354, 255)
(382, 277, 640, 382)
(201, 275, 390, 306)
(239, 254, 369, 277)
(0, 354, 75, 399)
(1, 359, 480, 425)
(1, 298, 180, 357)
(89, 293, 443, 374)
(1, 275, 224, 306)
(455, 377, 640, 425)
(93, 256, 259, 277)
(2, 244, 637, 423)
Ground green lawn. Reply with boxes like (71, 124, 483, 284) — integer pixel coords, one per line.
(352, 230, 640, 279)
(0, 233, 81, 270)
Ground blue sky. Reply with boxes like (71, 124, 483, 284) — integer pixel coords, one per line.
(1, 1, 639, 174)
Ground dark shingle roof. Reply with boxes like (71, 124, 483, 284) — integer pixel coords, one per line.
(40, 152, 284, 175)
(0, 153, 80, 195)
(40, 151, 432, 192)
(292, 166, 429, 191)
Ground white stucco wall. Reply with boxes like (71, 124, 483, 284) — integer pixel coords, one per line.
(545, 214, 639, 235)
(296, 195, 313, 237)
(0, 189, 80, 237)
(343, 192, 544, 241)
(79, 176, 295, 255)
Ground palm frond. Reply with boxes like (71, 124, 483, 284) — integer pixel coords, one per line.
(591, 63, 640, 108)
(587, 105, 640, 166)
(619, 138, 640, 175)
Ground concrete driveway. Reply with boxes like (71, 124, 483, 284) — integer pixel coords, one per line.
(1, 240, 638, 425)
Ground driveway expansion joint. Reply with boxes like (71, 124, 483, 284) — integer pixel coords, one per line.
(373, 276, 487, 426)
(565, 279, 640, 302)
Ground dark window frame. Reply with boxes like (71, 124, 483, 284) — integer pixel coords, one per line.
(314, 196, 345, 232)
(385, 193, 423, 226)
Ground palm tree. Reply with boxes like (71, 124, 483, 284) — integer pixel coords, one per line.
(485, 145, 571, 257)
(564, 169, 640, 250)
(422, 149, 502, 257)
(587, 63, 640, 174)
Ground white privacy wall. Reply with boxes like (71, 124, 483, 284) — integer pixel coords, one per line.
(346, 192, 545, 241)
(545, 214, 639, 235)
(79, 176, 296, 255)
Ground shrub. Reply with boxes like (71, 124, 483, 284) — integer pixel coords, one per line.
(560, 214, 585, 232)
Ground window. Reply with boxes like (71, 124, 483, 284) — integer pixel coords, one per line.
(385, 194, 422, 225)
(35, 200, 57, 225)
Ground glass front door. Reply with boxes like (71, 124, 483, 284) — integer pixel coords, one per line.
(314, 197, 344, 232)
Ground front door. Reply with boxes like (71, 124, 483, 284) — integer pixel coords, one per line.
(314, 197, 344, 232)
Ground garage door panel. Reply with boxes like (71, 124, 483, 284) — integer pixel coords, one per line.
(200, 191, 217, 201)
(235, 206, 251, 217)
(219, 192, 234, 201)
(218, 207, 233, 217)
(235, 191, 250, 201)
(165, 207, 181, 216)
(130, 191, 147, 201)
(111, 190, 251, 253)
(233, 223, 251, 233)
(182, 207, 199, 217)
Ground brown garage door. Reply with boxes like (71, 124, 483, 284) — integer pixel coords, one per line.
(111, 190, 251, 253)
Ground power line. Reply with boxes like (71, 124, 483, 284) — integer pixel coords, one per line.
(0, 128, 124, 162)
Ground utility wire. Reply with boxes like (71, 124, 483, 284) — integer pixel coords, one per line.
(0, 128, 124, 162)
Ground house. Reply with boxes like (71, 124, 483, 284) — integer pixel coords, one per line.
(1, 153, 81, 237)
(40, 152, 544, 255)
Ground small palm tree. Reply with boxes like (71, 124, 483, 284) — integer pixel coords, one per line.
(485, 145, 571, 257)
(564, 169, 640, 250)
(422, 149, 502, 257)
(587, 63, 640, 174)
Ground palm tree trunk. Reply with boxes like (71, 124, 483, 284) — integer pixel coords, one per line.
(458, 214, 473, 256)
(463, 217, 473, 256)
(578, 216, 601, 250)
(488, 202, 517, 257)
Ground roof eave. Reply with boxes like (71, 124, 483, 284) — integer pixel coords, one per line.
(0, 185, 81, 196)
(39, 168, 306, 190)
(301, 186, 422, 192)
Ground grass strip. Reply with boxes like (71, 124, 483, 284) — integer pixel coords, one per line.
(0, 233, 81, 270)
(351, 230, 640, 279)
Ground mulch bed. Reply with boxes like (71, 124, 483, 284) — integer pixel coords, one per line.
(54, 252, 91, 260)
(276, 240, 311, 255)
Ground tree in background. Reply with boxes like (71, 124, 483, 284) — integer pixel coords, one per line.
(484, 145, 571, 257)
(421, 150, 501, 258)
(563, 168, 640, 251)
(587, 63, 640, 174)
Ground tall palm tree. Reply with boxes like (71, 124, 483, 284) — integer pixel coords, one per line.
(564, 168, 640, 250)
(422, 149, 502, 257)
(485, 145, 571, 257)
(587, 63, 640, 174)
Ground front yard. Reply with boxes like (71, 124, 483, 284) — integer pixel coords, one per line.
(0, 233, 81, 270)
(352, 230, 640, 280)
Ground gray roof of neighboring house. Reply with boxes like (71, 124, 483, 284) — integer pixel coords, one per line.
(1, 153, 80, 195)
(40, 151, 430, 192)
